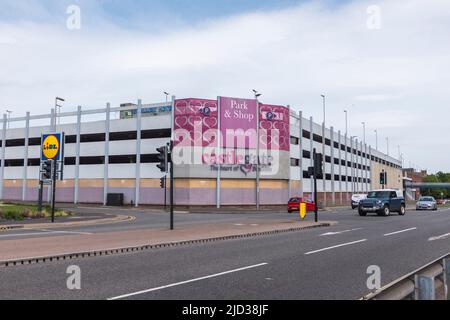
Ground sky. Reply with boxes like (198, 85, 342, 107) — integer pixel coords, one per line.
(0, 0, 449, 172)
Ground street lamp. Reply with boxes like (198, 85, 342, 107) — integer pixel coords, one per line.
(361, 122, 366, 145)
(252, 89, 261, 210)
(321, 94, 326, 126)
(344, 110, 348, 136)
(386, 137, 389, 156)
(5, 110, 12, 129)
(55, 97, 65, 127)
(164, 92, 170, 102)
(374, 130, 378, 150)
(350, 135, 358, 194)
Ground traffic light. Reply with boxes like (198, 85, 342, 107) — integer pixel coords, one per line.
(42, 160, 53, 180)
(380, 171, 387, 185)
(156, 146, 168, 173)
(160, 177, 166, 189)
(314, 153, 323, 177)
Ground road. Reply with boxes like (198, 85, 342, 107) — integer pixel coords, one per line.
(1, 207, 450, 300)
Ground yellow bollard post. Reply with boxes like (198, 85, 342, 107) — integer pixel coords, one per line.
(300, 202, 307, 220)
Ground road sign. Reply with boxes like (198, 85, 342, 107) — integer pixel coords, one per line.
(41, 133, 63, 161)
(300, 202, 307, 219)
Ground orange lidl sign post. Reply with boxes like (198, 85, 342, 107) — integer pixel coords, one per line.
(41, 133, 63, 161)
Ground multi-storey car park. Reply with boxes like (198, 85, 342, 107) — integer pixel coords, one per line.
(0, 98, 403, 207)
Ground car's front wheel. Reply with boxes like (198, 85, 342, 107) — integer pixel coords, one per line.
(358, 208, 367, 216)
(399, 204, 406, 216)
(382, 205, 390, 216)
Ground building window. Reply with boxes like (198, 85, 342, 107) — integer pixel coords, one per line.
(290, 158, 299, 167)
(6, 139, 25, 147)
(290, 136, 299, 145)
(141, 129, 171, 139)
(110, 131, 137, 141)
(302, 130, 311, 139)
(303, 150, 311, 159)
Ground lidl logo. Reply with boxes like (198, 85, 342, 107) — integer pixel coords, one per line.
(41, 133, 62, 161)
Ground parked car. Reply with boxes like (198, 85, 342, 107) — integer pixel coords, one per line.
(288, 197, 316, 213)
(416, 196, 438, 211)
(351, 194, 367, 209)
(436, 199, 445, 205)
(358, 189, 406, 217)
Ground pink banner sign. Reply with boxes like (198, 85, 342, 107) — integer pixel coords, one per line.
(219, 97, 258, 149)
(259, 104, 290, 151)
(173, 98, 218, 148)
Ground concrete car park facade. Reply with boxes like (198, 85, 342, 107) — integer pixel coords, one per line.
(0, 98, 402, 206)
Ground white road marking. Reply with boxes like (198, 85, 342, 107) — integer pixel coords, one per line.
(34, 229, 93, 235)
(305, 239, 367, 255)
(0, 230, 92, 238)
(383, 227, 417, 237)
(108, 262, 268, 300)
(320, 228, 362, 236)
(428, 233, 450, 241)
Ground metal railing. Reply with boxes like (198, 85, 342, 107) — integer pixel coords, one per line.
(363, 253, 450, 300)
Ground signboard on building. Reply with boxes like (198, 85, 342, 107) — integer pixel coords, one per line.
(173, 97, 290, 180)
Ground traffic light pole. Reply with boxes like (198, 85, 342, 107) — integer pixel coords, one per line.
(169, 142, 174, 231)
(51, 159, 57, 223)
(164, 175, 167, 209)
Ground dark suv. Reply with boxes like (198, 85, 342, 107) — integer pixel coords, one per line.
(358, 189, 406, 217)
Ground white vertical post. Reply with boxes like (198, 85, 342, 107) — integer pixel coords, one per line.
(22, 112, 30, 201)
(338, 130, 342, 205)
(345, 134, 348, 200)
(369, 146, 373, 191)
(103, 103, 110, 206)
(330, 127, 335, 206)
(322, 123, 326, 207)
(135, 100, 142, 207)
(0, 114, 7, 200)
(365, 143, 369, 192)
(355, 139, 358, 193)
(74, 106, 82, 204)
(299, 111, 303, 198)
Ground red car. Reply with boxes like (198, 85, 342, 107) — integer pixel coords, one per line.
(288, 197, 316, 213)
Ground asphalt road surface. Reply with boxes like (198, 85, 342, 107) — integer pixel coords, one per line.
(1, 207, 450, 300)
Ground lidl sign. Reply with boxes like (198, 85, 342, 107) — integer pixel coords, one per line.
(41, 133, 63, 161)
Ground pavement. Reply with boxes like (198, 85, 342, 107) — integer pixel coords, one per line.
(0, 205, 450, 300)
(0, 218, 333, 262)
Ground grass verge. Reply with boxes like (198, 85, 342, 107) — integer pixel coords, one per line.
(0, 203, 70, 221)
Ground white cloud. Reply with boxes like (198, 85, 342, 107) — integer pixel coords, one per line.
(0, 0, 449, 172)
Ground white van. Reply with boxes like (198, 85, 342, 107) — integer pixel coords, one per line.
(351, 194, 367, 209)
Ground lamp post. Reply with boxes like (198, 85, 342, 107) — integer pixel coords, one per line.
(164, 92, 170, 103)
(386, 137, 389, 156)
(374, 129, 378, 150)
(252, 89, 262, 210)
(5, 110, 12, 129)
(55, 97, 65, 127)
(344, 110, 348, 136)
(361, 122, 366, 145)
(350, 136, 357, 194)
(321, 94, 326, 126)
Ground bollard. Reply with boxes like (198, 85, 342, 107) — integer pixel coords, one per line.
(299, 203, 307, 220)
(414, 274, 435, 300)
(444, 258, 450, 300)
